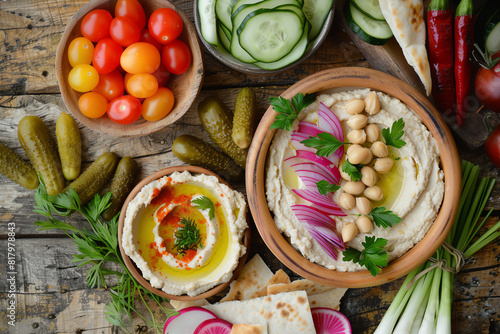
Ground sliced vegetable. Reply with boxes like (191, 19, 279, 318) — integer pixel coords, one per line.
(285, 156, 340, 186)
(294, 150, 341, 182)
(292, 189, 346, 216)
(163, 307, 217, 334)
(198, 0, 218, 45)
(344, 0, 393, 45)
(302, 0, 333, 40)
(317, 102, 344, 161)
(215, 0, 239, 30)
(311, 308, 352, 334)
(351, 0, 384, 21)
(194, 318, 233, 334)
(474, 1, 500, 52)
(486, 21, 500, 53)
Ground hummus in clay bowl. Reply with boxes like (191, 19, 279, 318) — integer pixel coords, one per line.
(121, 169, 248, 297)
(266, 88, 445, 272)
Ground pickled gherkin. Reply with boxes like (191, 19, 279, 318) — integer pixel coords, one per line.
(0, 142, 39, 190)
(172, 135, 244, 181)
(232, 87, 256, 149)
(18, 116, 65, 196)
(198, 97, 247, 168)
(102, 156, 138, 221)
(65, 151, 119, 205)
(56, 112, 81, 180)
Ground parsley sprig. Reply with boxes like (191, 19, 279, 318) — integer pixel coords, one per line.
(33, 177, 177, 333)
(270, 93, 316, 131)
(192, 196, 215, 219)
(316, 180, 340, 195)
(382, 118, 407, 148)
(300, 132, 346, 157)
(370, 207, 402, 228)
(342, 236, 389, 276)
(174, 218, 202, 254)
(341, 160, 363, 182)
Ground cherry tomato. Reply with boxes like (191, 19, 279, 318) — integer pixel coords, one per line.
(126, 73, 158, 98)
(110, 16, 140, 47)
(115, 0, 146, 30)
(68, 37, 94, 67)
(120, 42, 161, 74)
(142, 87, 175, 121)
(149, 8, 183, 44)
(485, 117, 500, 167)
(92, 70, 124, 101)
(151, 62, 171, 87)
(124, 72, 133, 94)
(68, 64, 99, 92)
(475, 61, 500, 113)
(93, 38, 123, 74)
(80, 9, 113, 42)
(139, 29, 163, 52)
(107, 95, 142, 124)
(79, 92, 108, 118)
(162, 39, 191, 75)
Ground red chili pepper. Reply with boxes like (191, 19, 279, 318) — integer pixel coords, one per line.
(427, 0, 455, 115)
(455, 0, 474, 126)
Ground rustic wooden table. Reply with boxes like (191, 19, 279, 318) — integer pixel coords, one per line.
(0, 0, 499, 333)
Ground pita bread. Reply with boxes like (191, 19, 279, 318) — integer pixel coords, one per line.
(307, 288, 347, 310)
(204, 291, 315, 334)
(379, 0, 432, 95)
(168, 298, 209, 310)
(221, 254, 273, 302)
(230, 323, 268, 334)
(267, 279, 334, 296)
(251, 269, 291, 298)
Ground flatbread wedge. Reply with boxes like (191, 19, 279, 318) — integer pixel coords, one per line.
(379, 0, 432, 95)
(230, 323, 268, 334)
(251, 269, 291, 298)
(307, 288, 347, 310)
(266, 278, 334, 296)
(169, 298, 209, 310)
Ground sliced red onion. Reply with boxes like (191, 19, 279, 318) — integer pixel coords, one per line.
(295, 150, 341, 181)
(291, 132, 316, 153)
(292, 189, 346, 216)
(317, 102, 344, 161)
(298, 121, 322, 135)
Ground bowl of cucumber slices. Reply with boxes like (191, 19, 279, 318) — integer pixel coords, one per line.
(194, 0, 334, 74)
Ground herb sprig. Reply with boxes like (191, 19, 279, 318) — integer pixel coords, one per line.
(300, 132, 345, 157)
(33, 177, 177, 333)
(370, 207, 402, 228)
(270, 93, 316, 131)
(174, 218, 202, 254)
(342, 236, 389, 276)
(382, 118, 407, 148)
(192, 196, 215, 219)
(341, 160, 363, 182)
(316, 180, 340, 195)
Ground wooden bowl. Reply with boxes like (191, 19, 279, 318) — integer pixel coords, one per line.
(56, 0, 204, 137)
(193, 1, 334, 75)
(118, 165, 251, 301)
(246, 67, 461, 288)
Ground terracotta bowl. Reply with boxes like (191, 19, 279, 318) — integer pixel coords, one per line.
(193, 1, 334, 74)
(246, 67, 462, 288)
(118, 166, 251, 300)
(56, 0, 203, 137)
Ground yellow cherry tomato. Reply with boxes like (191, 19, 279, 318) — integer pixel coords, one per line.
(120, 42, 161, 74)
(68, 37, 95, 67)
(142, 87, 175, 121)
(126, 73, 158, 98)
(68, 64, 99, 92)
(78, 92, 108, 118)
(124, 72, 133, 94)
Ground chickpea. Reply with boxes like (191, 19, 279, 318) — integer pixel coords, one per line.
(365, 124, 381, 142)
(346, 114, 368, 130)
(342, 223, 359, 242)
(373, 157, 394, 174)
(361, 166, 378, 187)
(347, 144, 363, 156)
(364, 186, 384, 201)
(339, 193, 356, 210)
(343, 180, 365, 196)
(356, 197, 372, 215)
(356, 216, 373, 233)
(348, 147, 371, 165)
(361, 148, 373, 165)
(371, 141, 388, 158)
(364, 91, 381, 115)
(347, 129, 366, 145)
(344, 98, 365, 115)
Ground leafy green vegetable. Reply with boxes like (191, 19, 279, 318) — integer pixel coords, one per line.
(342, 236, 388, 276)
(174, 218, 202, 254)
(341, 160, 363, 182)
(370, 207, 402, 228)
(301, 132, 345, 157)
(270, 93, 316, 131)
(316, 180, 340, 195)
(382, 118, 407, 148)
(192, 195, 215, 219)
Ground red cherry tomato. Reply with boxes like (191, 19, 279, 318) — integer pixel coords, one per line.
(149, 8, 183, 44)
(475, 61, 500, 113)
(80, 9, 113, 42)
(93, 38, 123, 74)
(92, 70, 124, 102)
(139, 29, 163, 53)
(485, 121, 500, 167)
(110, 16, 140, 47)
(162, 39, 191, 75)
(107, 95, 142, 124)
(115, 0, 146, 30)
(142, 87, 175, 121)
(121, 42, 161, 74)
(151, 62, 171, 87)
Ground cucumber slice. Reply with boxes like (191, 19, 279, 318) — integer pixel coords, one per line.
(217, 21, 232, 51)
(255, 22, 310, 69)
(302, 0, 333, 40)
(198, 0, 218, 45)
(274, 4, 305, 24)
(216, 0, 239, 30)
(238, 9, 303, 62)
(345, 0, 392, 45)
(230, 0, 300, 63)
(232, 0, 262, 16)
(486, 22, 500, 53)
(352, 0, 384, 21)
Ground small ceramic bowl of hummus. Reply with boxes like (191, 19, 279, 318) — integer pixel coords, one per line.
(118, 166, 250, 300)
(246, 67, 462, 288)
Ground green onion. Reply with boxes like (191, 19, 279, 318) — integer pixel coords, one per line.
(374, 161, 498, 334)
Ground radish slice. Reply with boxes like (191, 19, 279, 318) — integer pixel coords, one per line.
(311, 308, 352, 334)
(194, 318, 233, 334)
(163, 307, 217, 334)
